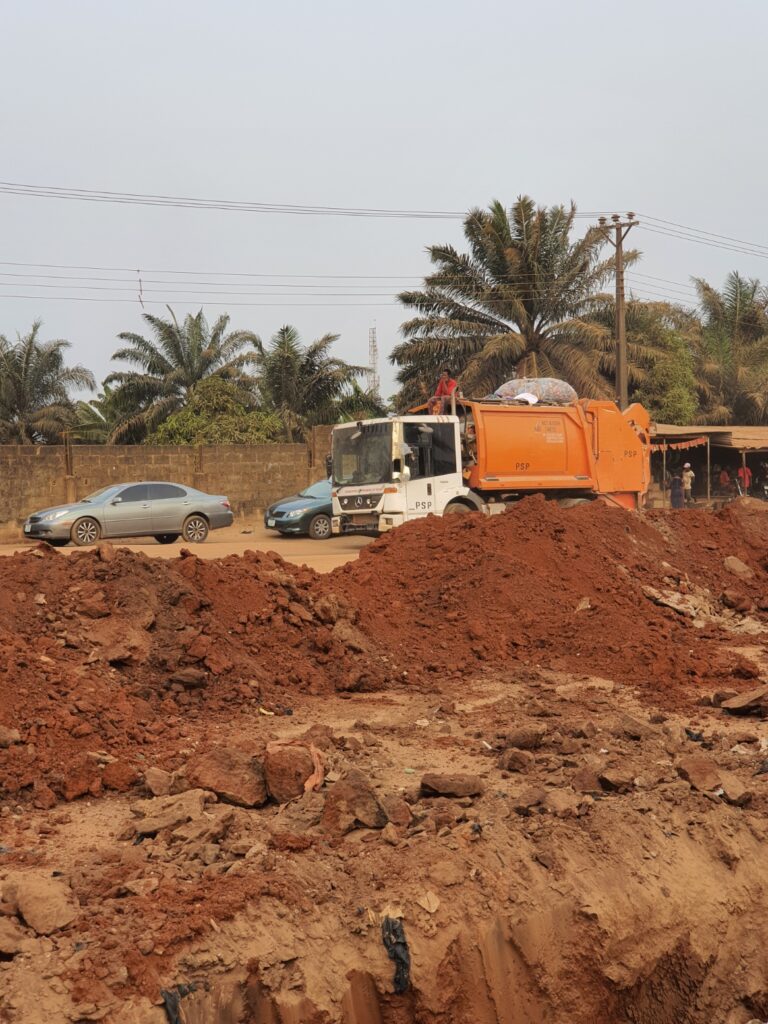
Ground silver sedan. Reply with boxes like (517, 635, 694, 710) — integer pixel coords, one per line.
(22, 481, 234, 546)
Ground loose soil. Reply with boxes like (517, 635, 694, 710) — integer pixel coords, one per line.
(3, 497, 768, 1023)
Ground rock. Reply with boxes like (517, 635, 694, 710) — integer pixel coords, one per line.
(719, 771, 752, 807)
(722, 589, 752, 612)
(268, 791, 324, 832)
(3, 874, 79, 935)
(598, 768, 634, 793)
(0, 726, 21, 748)
(331, 619, 370, 653)
(102, 761, 140, 793)
(120, 877, 159, 897)
(571, 766, 602, 793)
(677, 754, 722, 792)
(505, 727, 546, 750)
(32, 781, 57, 810)
(721, 685, 768, 713)
(313, 592, 353, 625)
(379, 794, 413, 827)
(543, 789, 587, 818)
(420, 773, 485, 798)
(382, 823, 399, 846)
(498, 748, 535, 773)
(79, 591, 110, 618)
(97, 542, 115, 562)
(186, 747, 267, 807)
(263, 744, 315, 804)
(321, 769, 387, 834)
(511, 786, 547, 815)
(130, 789, 209, 835)
(724, 555, 754, 580)
(712, 690, 738, 707)
(0, 917, 27, 955)
(168, 667, 208, 690)
(144, 767, 172, 797)
(614, 714, 652, 741)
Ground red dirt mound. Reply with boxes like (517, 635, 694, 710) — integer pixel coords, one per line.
(2, 497, 767, 807)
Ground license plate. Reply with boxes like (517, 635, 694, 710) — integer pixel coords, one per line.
(267, 518, 275, 527)
(23, 525, 31, 534)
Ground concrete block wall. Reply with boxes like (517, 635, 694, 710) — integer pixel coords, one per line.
(0, 441, 318, 527)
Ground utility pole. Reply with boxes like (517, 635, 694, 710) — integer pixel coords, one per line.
(597, 213, 638, 410)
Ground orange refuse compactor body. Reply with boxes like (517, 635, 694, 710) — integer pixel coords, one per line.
(460, 399, 651, 509)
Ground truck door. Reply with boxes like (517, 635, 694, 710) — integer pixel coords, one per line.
(431, 421, 463, 511)
(402, 422, 436, 519)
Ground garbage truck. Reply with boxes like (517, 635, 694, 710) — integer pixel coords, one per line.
(330, 396, 651, 535)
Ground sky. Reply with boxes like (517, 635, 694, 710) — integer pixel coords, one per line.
(3, 0, 768, 401)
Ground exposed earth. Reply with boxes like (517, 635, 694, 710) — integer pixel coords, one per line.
(4, 498, 768, 1022)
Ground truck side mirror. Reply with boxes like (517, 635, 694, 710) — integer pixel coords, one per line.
(325, 454, 332, 476)
(399, 465, 411, 482)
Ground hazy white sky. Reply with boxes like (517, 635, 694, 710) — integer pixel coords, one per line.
(3, 0, 767, 399)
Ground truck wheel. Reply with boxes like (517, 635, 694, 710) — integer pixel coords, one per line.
(71, 517, 101, 546)
(557, 498, 591, 508)
(308, 514, 332, 540)
(443, 502, 472, 515)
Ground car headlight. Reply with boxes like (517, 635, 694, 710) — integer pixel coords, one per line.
(284, 508, 307, 519)
(42, 509, 71, 521)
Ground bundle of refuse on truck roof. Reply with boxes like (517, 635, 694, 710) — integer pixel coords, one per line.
(485, 377, 578, 405)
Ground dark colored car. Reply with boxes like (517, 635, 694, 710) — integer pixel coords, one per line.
(264, 479, 332, 540)
(23, 481, 233, 546)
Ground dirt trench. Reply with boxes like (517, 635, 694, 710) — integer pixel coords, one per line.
(5, 498, 768, 1022)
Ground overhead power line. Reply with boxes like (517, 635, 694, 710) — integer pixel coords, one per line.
(0, 180, 610, 221)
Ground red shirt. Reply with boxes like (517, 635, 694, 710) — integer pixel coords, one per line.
(738, 466, 752, 486)
(435, 377, 457, 397)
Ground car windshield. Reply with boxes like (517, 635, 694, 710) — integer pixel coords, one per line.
(81, 486, 119, 503)
(332, 423, 392, 486)
(299, 479, 331, 500)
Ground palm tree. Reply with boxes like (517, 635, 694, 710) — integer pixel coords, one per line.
(691, 271, 768, 424)
(0, 322, 95, 443)
(255, 325, 369, 441)
(392, 196, 634, 403)
(583, 296, 699, 397)
(73, 383, 143, 443)
(106, 308, 259, 440)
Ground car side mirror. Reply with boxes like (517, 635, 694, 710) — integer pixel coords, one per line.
(111, 497, 122, 505)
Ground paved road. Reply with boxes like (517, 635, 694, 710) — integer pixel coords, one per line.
(0, 524, 371, 573)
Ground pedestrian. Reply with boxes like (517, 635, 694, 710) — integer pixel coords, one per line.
(718, 466, 733, 496)
(670, 474, 685, 509)
(737, 462, 753, 494)
(682, 462, 695, 505)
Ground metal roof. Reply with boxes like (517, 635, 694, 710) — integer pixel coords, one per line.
(652, 423, 768, 450)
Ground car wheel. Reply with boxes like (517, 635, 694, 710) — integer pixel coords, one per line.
(71, 517, 101, 546)
(308, 513, 332, 540)
(154, 534, 179, 545)
(46, 539, 69, 548)
(182, 515, 209, 543)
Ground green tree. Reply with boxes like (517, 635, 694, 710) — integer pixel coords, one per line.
(145, 377, 282, 444)
(392, 196, 635, 404)
(73, 383, 143, 443)
(255, 325, 372, 441)
(585, 297, 699, 421)
(106, 308, 259, 440)
(692, 271, 768, 424)
(0, 321, 95, 443)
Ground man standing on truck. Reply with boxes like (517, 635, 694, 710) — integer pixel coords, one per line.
(429, 368, 458, 414)
(682, 463, 695, 505)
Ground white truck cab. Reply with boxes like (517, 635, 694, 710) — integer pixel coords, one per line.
(331, 415, 476, 535)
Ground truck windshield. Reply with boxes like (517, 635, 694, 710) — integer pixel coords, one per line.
(333, 423, 393, 486)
